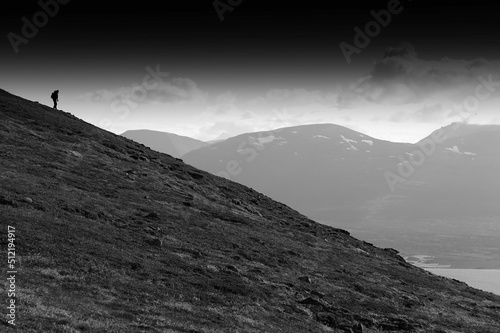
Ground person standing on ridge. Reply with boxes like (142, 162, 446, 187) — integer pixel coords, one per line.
(51, 90, 59, 109)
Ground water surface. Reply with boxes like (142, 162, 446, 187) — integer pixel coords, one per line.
(426, 269, 500, 296)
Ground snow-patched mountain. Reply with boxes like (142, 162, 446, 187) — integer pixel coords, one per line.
(184, 124, 413, 222)
(121, 129, 207, 158)
(372, 122, 500, 234)
(184, 123, 500, 247)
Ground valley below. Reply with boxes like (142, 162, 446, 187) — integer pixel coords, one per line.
(347, 226, 500, 295)
(347, 227, 500, 269)
(425, 269, 500, 296)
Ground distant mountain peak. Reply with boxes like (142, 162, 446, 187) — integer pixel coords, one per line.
(121, 129, 207, 158)
(422, 122, 500, 144)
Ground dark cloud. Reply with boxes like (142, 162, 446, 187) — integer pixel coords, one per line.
(345, 43, 500, 106)
(383, 42, 418, 60)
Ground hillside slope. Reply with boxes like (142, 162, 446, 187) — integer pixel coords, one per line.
(1, 89, 500, 332)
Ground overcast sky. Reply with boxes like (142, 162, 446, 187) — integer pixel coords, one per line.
(1, 1, 500, 142)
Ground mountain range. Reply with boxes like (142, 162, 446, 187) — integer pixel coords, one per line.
(2, 89, 500, 332)
(183, 123, 500, 268)
(121, 129, 208, 158)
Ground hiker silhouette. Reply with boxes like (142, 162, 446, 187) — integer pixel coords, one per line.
(51, 90, 59, 109)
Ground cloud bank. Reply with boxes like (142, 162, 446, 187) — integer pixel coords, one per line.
(81, 43, 500, 142)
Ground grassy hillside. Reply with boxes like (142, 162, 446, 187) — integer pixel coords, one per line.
(1, 89, 500, 332)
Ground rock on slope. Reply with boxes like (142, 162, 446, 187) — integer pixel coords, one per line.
(1, 88, 500, 333)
